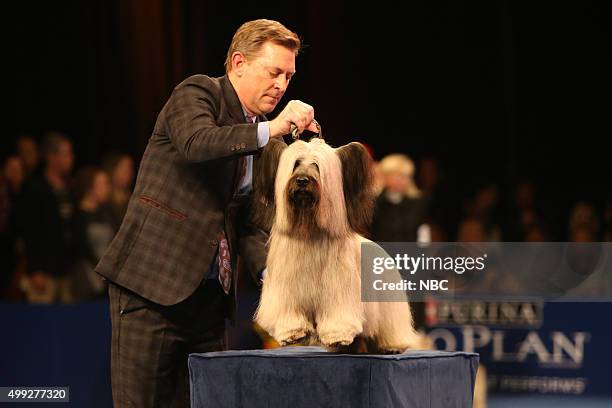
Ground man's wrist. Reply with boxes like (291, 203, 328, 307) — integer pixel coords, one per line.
(268, 119, 282, 138)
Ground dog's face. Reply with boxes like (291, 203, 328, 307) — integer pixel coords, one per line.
(287, 158, 320, 210)
(285, 155, 322, 235)
(252, 138, 375, 238)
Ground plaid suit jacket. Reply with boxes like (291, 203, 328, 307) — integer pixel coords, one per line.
(95, 75, 268, 305)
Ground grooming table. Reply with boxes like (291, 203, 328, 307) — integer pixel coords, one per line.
(189, 346, 478, 407)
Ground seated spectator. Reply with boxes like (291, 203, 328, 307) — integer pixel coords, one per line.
(503, 178, 548, 241)
(0, 156, 27, 300)
(16, 135, 40, 179)
(456, 217, 520, 296)
(604, 195, 612, 242)
(456, 218, 487, 242)
(20, 132, 76, 303)
(71, 167, 114, 301)
(102, 152, 134, 230)
(523, 223, 549, 242)
(371, 153, 428, 242)
(418, 156, 456, 241)
(463, 183, 502, 241)
(568, 201, 600, 241)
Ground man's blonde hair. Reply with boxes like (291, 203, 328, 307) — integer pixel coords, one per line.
(225, 19, 301, 73)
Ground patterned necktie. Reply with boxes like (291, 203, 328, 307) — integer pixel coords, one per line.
(217, 115, 257, 294)
(217, 231, 231, 294)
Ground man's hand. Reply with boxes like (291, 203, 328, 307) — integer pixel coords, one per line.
(269, 100, 317, 138)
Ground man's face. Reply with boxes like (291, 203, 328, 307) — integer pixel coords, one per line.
(17, 138, 39, 170)
(48, 140, 74, 176)
(233, 42, 296, 115)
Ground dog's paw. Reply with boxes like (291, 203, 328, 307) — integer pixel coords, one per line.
(380, 347, 406, 355)
(276, 327, 311, 346)
(318, 331, 357, 347)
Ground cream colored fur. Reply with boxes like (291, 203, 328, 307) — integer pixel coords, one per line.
(255, 139, 420, 352)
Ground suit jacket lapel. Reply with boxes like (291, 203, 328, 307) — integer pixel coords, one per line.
(219, 75, 246, 195)
(220, 75, 247, 125)
(220, 75, 268, 185)
(220, 74, 268, 125)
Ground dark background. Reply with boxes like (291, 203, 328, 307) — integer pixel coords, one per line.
(13, 0, 609, 231)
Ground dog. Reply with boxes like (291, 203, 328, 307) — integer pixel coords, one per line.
(252, 137, 420, 353)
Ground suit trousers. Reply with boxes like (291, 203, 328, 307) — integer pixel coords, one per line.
(108, 278, 228, 407)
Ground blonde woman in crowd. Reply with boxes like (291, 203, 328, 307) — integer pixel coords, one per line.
(371, 153, 429, 243)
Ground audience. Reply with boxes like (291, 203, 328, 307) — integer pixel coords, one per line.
(0, 133, 609, 303)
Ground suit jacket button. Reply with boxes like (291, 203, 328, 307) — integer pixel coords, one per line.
(210, 239, 218, 247)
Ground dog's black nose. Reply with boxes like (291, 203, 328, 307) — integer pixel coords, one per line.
(296, 176, 310, 187)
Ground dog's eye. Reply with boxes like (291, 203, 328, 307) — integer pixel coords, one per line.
(293, 160, 301, 171)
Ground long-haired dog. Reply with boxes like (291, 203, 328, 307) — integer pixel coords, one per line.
(252, 138, 420, 353)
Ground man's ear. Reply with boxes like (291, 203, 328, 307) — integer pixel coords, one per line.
(336, 142, 376, 235)
(231, 52, 247, 77)
(251, 138, 287, 231)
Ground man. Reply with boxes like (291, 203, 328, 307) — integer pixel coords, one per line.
(95, 19, 317, 407)
(21, 132, 76, 303)
(0, 155, 25, 298)
(16, 135, 40, 178)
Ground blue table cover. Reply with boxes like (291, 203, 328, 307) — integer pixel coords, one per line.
(189, 346, 478, 407)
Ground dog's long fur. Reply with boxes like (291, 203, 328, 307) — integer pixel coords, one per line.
(254, 138, 419, 352)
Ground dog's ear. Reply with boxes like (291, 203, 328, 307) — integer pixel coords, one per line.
(252, 138, 287, 231)
(336, 142, 376, 235)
